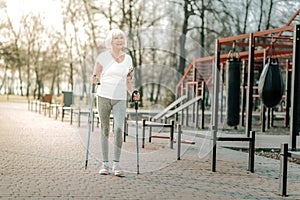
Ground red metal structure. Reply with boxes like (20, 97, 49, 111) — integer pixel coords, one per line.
(175, 9, 300, 175)
(176, 9, 300, 133)
(176, 9, 300, 96)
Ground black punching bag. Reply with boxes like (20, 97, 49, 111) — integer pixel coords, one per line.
(226, 58, 241, 126)
(258, 60, 284, 108)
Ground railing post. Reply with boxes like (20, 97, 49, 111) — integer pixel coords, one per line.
(290, 24, 300, 150)
(55, 104, 58, 120)
(261, 49, 267, 132)
(170, 120, 174, 149)
(149, 117, 153, 143)
(70, 108, 73, 125)
(279, 143, 288, 197)
(39, 101, 42, 114)
(181, 107, 184, 126)
(48, 103, 51, 118)
(285, 66, 291, 127)
(177, 124, 182, 160)
(142, 119, 146, 148)
(201, 81, 205, 129)
(246, 33, 254, 137)
(35, 100, 37, 112)
(211, 129, 217, 172)
(44, 103, 47, 116)
(124, 114, 127, 142)
(195, 98, 199, 129)
(248, 131, 255, 172)
(78, 108, 81, 127)
(211, 38, 220, 172)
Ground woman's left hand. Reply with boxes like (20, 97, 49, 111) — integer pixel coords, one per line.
(132, 90, 140, 101)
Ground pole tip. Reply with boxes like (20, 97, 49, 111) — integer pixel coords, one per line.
(85, 160, 88, 170)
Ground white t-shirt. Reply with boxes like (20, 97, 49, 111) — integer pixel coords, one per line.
(95, 50, 132, 100)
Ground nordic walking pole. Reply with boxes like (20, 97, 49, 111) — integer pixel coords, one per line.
(132, 90, 140, 174)
(85, 75, 96, 170)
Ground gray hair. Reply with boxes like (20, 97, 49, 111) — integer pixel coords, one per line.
(104, 29, 127, 49)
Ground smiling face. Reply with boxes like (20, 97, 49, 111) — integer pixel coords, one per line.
(104, 29, 127, 49)
(111, 34, 125, 50)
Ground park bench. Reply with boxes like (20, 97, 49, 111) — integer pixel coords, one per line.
(139, 95, 200, 149)
(142, 119, 175, 149)
(40, 94, 52, 117)
(71, 108, 90, 127)
(140, 96, 202, 150)
(211, 130, 256, 173)
(28, 94, 56, 117)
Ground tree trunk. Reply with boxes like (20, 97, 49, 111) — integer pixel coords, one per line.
(150, 83, 154, 102)
(200, 0, 205, 55)
(257, 0, 263, 31)
(179, 0, 189, 75)
(0, 64, 8, 91)
(265, 0, 273, 30)
(50, 69, 56, 95)
(243, 0, 251, 34)
(154, 84, 161, 104)
(26, 63, 31, 97)
(17, 65, 23, 96)
(69, 62, 74, 91)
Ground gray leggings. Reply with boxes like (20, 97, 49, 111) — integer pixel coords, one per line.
(97, 96, 126, 163)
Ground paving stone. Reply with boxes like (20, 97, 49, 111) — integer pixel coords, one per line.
(0, 101, 300, 199)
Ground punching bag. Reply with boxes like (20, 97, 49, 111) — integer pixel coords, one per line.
(226, 57, 241, 126)
(258, 60, 284, 108)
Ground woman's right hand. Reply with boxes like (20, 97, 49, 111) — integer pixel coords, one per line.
(90, 75, 98, 84)
(91, 62, 102, 84)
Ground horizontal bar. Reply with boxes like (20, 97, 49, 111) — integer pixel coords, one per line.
(151, 136, 170, 139)
(217, 137, 252, 142)
(173, 139, 196, 145)
(288, 151, 300, 159)
(144, 123, 173, 128)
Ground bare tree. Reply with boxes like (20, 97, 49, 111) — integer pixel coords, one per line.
(1, 0, 300, 104)
(5, 10, 24, 96)
(265, 0, 274, 30)
(178, 0, 191, 75)
(22, 14, 47, 99)
(242, 0, 252, 34)
(257, 0, 264, 31)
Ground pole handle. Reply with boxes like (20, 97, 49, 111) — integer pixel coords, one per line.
(131, 90, 139, 110)
(92, 75, 96, 93)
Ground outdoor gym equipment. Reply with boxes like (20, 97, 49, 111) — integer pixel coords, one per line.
(258, 58, 284, 108)
(226, 44, 241, 127)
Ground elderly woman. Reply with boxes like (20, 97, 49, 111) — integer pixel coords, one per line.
(91, 29, 139, 176)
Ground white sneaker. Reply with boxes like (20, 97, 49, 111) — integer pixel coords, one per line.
(99, 162, 109, 175)
(112, 162, 124, 177)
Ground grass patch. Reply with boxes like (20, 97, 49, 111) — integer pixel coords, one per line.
(0, 95, 29, 102)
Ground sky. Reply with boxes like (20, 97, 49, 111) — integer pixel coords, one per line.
(5, 0, 63, 30)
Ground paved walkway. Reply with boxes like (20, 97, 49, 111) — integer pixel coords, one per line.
(0, 100, 300, 200)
